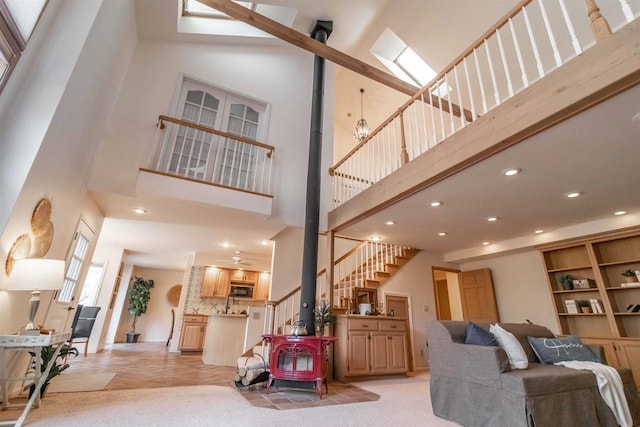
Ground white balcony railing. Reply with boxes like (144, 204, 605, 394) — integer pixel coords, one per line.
(151, 115, 275, 196)
(331, 0, 639, 208)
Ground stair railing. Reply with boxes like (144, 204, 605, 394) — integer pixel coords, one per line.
(330, 0, 638, 208)
(263, 241, 411, 336)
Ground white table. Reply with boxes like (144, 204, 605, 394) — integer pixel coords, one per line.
(0, 332, 70, 427)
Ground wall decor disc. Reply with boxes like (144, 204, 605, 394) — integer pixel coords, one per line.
(31, 198, 52, 237)
(32, 222, 54, 257)
(167, 284, 182, 307)
(5, 234, 32, 276)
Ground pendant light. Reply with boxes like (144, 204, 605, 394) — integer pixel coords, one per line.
(353, 88, 371, 142)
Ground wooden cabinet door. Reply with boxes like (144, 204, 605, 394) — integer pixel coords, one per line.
(581, 337, 620, 367)
(616, 340, 640, 389)
(347, 331, 370, 375)
(370, 333, 389, 374)
(202, 268, 230, 298)
(230, 269, 245, 281)
(254, 273, 270, 301)
(179, 323, 206, 351)
(214, 269, 230, 297)
(243, 271, 258, 284)
(386, 333, 409, 373)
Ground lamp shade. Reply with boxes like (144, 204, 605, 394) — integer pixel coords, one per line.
(6, 258, 65, 291)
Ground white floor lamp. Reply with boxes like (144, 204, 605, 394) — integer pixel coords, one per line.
(6, 258, 65, 334)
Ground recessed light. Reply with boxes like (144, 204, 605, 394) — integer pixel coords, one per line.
(614, 211, 627, 216)
(565, 192, 582, 198)
(503, 168, 520, 176)
(261, 240, 269, 245)
(385, 221, 396, 226)
(133, 208, 147, 215)
(487, 217, 498, 222)
(430, 201, 442, 207)
(222, 242, 230, 248)
(534, 229, 544, 234)
(482, 241, 490, 246)
(370, 235, 382, 242)
(438, 232, 447, 236)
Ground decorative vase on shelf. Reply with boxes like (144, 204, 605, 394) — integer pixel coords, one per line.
(624, 276, 637, 283)
(580, 307, 591, 314)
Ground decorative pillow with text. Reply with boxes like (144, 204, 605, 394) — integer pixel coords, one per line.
(527, 335, 600, 365)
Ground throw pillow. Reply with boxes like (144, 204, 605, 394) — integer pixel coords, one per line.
(490, 324, 529, 369)
(464, 322, 498, 346)
(527, 336, 601, 365)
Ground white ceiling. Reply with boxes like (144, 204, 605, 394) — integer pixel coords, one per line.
(98, 1, 639, 272)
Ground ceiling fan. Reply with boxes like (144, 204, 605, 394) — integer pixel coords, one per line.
(231, 250, 252, 267)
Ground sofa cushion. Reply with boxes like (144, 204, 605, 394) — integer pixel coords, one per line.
(499, 323, 556, 363)
(528, 336, 600, 364)
(501, 363, 596, 396)
(490, 324, 528, 369)
(465, 322, 498, 346)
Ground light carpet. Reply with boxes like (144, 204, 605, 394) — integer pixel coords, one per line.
(47, 372, 116, 393)
(0, 372, 459, 426)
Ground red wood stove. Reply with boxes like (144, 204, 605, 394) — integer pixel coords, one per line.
(262, 334, 336, 398)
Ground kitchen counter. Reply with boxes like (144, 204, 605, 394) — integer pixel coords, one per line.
(201, 313, 248, 367)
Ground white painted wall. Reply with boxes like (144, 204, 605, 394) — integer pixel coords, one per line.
(89, 40, 335, 231)
(378, 251, 460, 369)
(114, 267, 183, 343)
(460, 250, 558, 334)
(0, 0, 137, 338)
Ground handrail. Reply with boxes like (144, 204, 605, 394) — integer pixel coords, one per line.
(158, 115, 275, 154)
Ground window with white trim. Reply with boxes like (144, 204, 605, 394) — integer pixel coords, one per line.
(0, 0, 47, 92)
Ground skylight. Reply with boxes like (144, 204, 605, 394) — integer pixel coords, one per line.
(371, 28, 450, 97)
(184, 0, 256, 19)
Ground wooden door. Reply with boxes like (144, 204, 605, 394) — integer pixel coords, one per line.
(387, 334, 408, 373)
(370, 333, 389, 374)
(254, 273, 270, 300)
(435, 279, 452, 320)
(385, 295, 413, 369)
(459, 268, 500, 323)
(179, 323, 205, 351)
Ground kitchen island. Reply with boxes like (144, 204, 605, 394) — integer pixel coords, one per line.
(202, 313, 248, 367)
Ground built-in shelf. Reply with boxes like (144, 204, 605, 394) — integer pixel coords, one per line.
(599, 259, 640, 267)
(607, 286, 640, 291)
(614, 312, 640, 316)
(547, 265, 592, 273)
(553, 288, 599, 294)
(559, 313, 607, 316)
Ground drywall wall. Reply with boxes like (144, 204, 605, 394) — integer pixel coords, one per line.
(460, 250, 558, 333)
(378, 250, 460, 369)
(114, 267, 184, 343)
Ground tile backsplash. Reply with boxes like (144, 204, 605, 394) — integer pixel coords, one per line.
(183, 265, 264, 315)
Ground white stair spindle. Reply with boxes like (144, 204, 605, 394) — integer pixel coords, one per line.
(522, 6, 545, 79)
(538, 0, 562, 67)
(558, 0, 583, 56)
(453, 64, 466, 128)
(445, 73, 455, 133)
(436, 81, 446, 141)
(508, 17, 529, 90)
(427, 88, 437, 146)
(496, 27, 514, 97)
(618, 0, 634, 22)
(472, 48, 489, 114)
(462, 57, 477, 121)
(483, 39, 501, 106)
(420, 93, 430, 150)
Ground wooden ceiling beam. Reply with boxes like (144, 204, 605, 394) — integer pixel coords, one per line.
(199, 0, 471, 120)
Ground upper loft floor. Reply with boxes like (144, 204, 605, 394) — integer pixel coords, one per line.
(327, 0, 640, 263)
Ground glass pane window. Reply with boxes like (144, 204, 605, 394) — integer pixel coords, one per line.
(58, 233, 90, 303)
(78, 264, 104, 306)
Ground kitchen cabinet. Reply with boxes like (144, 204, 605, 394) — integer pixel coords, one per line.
(178, 314, 207, 352)
(539, 229, 640, 389)
(230, 269, 257, 283)
(201, 267, 230, 298)
(334, 315, 409, 381)
(254, 272, 270, 301)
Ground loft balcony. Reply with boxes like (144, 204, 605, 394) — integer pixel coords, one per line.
(328, 0, 640, 231)
(138, 115, 275, 216)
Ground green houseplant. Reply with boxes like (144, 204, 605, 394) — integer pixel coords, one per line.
(577, 299, 591, 313)
(622, 269, 637, 283)
(313, 301, 336, 336)
(559, 274, 574, 291)
(126, 276, 155, 343)
(27, 344, 78, 398)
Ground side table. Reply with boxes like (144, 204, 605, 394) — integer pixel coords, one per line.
(0, 332, 70, 427)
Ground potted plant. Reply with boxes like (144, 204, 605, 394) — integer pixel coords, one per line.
(559, 274, 574, 291)
(578, 300, 591, 314)
(622, 269, 638, 283)
(313, 301, 336, 336)
(27, 344, 78, 398)
(126, 276, 155, 343)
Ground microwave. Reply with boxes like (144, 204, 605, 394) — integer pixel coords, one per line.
(230, 283, 254, 298)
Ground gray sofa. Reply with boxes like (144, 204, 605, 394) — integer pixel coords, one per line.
(428, 320, 640, 427)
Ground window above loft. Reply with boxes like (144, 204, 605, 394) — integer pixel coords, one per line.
(183, 0, 256, 19)
(371, 28, 450, 97)
(0, 0, 47, 92)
